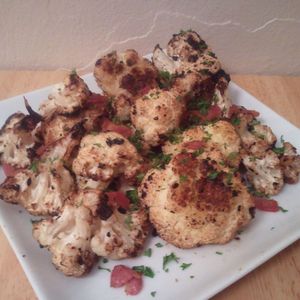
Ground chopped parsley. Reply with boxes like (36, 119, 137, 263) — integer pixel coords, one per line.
(102, 258, 108, 263)
(227, 152, 238, 161)
(132, 265, 155, 278)
(143, 248, 152, 257)
(151, 291, 157, 297)
(208, 51, 216, 58)
(28, 161, 38, 173)
(187, 98, 210, 115)
(179, 175, 188, 183)
(151, 153, 172, 169)
(207, 171, 219, 180)
(279, 206, 288, 213)
(126, 189, 139, 210)
(215, 251, 223, 255)
(158, 70, 174, 89)
(129, 130, 143, 152)
(231, 117, 241, 126)
(226, 172, 233, 185)
(167, 128, 183, 144)
(163, 252, 179, 272)
(155, 242, 164, 248)
(124, 215, 133, 230)
(136, 172, 145, 183)
(203, 131, 212, 142)
(272, 147, 285, 155)
(180, 263, 192, 270)
(192, 148, 204, 157)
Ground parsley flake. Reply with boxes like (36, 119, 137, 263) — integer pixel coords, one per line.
(155, 242, 164, 248)
(126, 189, 140, 210)
(163, 252, 179, 271)
(216, 251, 223, 255)
(207, 171, 219, 180)
(151, 291, 157, 297)
(231, 117, 241, 126)
(279, 206, 288, 213)
(97, 266, 111, 272)
(129, 130, 143, 152)
(124, 215, 133, 230)
(180, 263, 192, 270)
(132, 265, 155, 278)
(28, 161, 38, 173)
(143, 248, 152, 257)
(179, 175, 188, 183)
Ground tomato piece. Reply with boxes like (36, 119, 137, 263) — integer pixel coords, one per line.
(228, 105, 259, 118)
(106, 191, 130, 210)
(183, 140, 205, 150)
(102, 118, 132, 138)
(189, 105, 222, 122)
(204, 105, 222, 121)
(125, 276, 143, 295)
(110, 265, 137, 287)
(2, 163, 18, 177)
(86, 93, 107, 107)
(254, 196, 279, 212)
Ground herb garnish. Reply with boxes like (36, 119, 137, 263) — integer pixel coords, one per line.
(158, 70, 174, 89)
(215, 251, 223, 255)
(227, 152, 238, 161)
(163, 252, 179, 272)
(132, 265, 155, 278)
(179, 175, 188, 183)
(124, 215, 133, 230)
(151, 153, 172, 169)
(207, 171, 219, 180)
(151, 291, 157, 297)
(279, 206, 288, 213)
(129, 130, 143, 152)
(126, 189, 139, 210)
(155, 242, 164, 248)
(28, 161, 38, 173)
(167, 128, 183, 144)
(180, 263, 192, 270)
(143, 248, 152, 257)
(136, 172, 145, 183)
(231, 117, 241, 126)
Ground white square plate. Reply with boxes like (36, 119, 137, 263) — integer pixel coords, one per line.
(0, 74, 299, 300)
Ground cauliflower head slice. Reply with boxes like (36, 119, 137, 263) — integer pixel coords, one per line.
(131, 88, 185, 146)
(280, 142, 300, 184)
(33, 204, 97, 277)
(139, 151, 254, 248)
(39, 72, 90, 117)
(243, 150, 284, 196)
(163, 120, 241, 167)
(0, 113, 36, 168)
(91, 193, 149, 259)
(72, 132, 142, 182)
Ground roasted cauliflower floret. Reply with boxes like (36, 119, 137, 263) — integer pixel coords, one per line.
(131, 88, 185, 146)
(280, 142, 300, 184)
(72, 132, 141, 182)
(0, 113, 36, 167)
(33, 204, 97, 277)
(91, 192, 149, 259)
(0, 128, 83, 215)
(140, 152, 254, 248)
(243, 150, 284, 195)
(153, 31, 221, 78)
(94, 49, 157, 120)
(163, 120, 241, 167)
(39, 72, 90, 117)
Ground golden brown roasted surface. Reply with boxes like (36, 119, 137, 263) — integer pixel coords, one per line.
(140, 151, 254, 248)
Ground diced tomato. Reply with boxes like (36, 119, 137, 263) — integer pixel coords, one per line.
(205, 105, 222, 121)
(183, 140, 205, 150)
(254, 196, 279, 212)
(139, 86, 151, 96)
(2, 163, 18, 177)
(125, 276, 143, 295)
(189, 105, 222, 122)
(110, 265, 138, 288)
(106, 191, 130, 210)
(86, 93, 107, 107)
(102, 118, 133, 138)
(228, 105, 259, 118)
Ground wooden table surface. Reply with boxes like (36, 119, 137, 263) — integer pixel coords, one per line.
(0, 71, 299, 300)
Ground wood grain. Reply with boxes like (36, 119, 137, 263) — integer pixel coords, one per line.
(0, 71, 299, 300)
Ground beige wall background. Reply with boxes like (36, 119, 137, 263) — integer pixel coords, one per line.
(1, 0, 300, 75)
